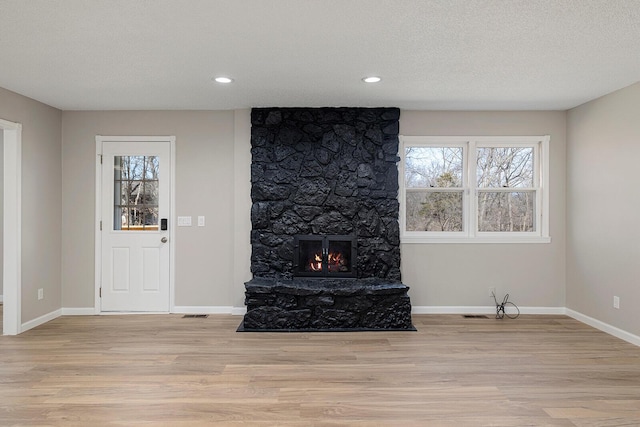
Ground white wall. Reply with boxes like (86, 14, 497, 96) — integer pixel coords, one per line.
(0, 86, 63, 323)
(400, 111, 567, 309)
(61, 110, 244, 309)
(567, 82, 640, 337)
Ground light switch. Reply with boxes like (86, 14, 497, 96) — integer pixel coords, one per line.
(177, 216, 192, 226)
(198, 216, 205, 227)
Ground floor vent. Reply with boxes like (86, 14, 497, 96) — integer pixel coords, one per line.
(462, 315, 489, 319)
(182, 314, 209, 318)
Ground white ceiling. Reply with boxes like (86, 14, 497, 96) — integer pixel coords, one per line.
(1, 0, 640, 111)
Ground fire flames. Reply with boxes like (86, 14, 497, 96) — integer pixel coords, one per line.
(309, 251, 347, 272)
(309, 253, 323, 272)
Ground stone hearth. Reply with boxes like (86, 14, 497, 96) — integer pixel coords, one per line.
(241, 278, 414, 331)
(242, 107, 413, 331)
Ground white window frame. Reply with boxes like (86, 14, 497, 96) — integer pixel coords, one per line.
(399, 135, 550, 244)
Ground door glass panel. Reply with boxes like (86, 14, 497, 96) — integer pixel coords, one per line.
(327, 240, 352, 273)
(114, 155, 160, 231)
(299, 239, 324, 273)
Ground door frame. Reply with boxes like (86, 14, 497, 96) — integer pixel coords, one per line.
(1, 118, 22, 335)
(94, 136, 176, 314)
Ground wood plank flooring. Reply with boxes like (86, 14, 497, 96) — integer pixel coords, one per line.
(1, 313, 639, 426)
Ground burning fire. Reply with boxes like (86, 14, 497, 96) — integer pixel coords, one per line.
(309, 253, 323, 272)
(309, 251, 346, 272)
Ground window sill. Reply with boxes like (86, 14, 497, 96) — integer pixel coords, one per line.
(401, 235, 552, 244)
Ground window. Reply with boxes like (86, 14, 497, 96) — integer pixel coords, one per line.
(400, 136, 550, 243)
(114, 155, 160, 231)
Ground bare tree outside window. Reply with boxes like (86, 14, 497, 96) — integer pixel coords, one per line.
(114, 155, 160, 231)
(401, 136, 548, 241)
(405, 147, 464, 231)
(476, 147, 535, 232)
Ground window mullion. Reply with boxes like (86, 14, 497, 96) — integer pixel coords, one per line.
(534, 141, 542, 236)
(540, 136, 550, 237)
(467, 140, 477, 237)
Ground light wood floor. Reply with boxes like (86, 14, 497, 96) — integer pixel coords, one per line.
(1, 313, 640, 426)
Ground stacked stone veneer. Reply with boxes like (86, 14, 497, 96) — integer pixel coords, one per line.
(250, 107, 402, 280)
(243, 107, 413, 331)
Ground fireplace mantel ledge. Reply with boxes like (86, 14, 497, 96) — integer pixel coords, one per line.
(245, 277, 410, 296)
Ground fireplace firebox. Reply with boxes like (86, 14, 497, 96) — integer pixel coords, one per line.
(293, 235, 357, 278)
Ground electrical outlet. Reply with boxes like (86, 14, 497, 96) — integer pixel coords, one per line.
(37, 288, 44, 300)
(197, 216, 205, 227)
(613, 296, 620, 309)
(488, 287, 496, 298)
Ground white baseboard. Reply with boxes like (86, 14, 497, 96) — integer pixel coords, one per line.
(62, 307, 97, 315)
(519, 306, 567, 315)
(100, 311, 169, 315)
(411, 306, 566, 315)
(60, 306, 245, 315)
(231, 306, 247, 315)
(21, 308, 62, 333)
(412, 306, 494, 315)
(232, 305, 562, 316)
(566, 309, 640, 347)
(172, 306, 236, 315)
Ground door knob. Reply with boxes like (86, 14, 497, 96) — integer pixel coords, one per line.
(161, 237, 168, 243)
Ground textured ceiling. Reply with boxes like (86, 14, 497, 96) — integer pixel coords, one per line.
(1, 0, 639, 111)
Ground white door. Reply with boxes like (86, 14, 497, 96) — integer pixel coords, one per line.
(99, 138, 172, 312)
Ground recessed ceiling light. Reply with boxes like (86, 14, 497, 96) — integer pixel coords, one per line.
(362, 76, 381, 83)
(214, 76, 233, 84)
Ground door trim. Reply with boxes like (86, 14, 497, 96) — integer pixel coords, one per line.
(94, 136, 176, 314)
(1, 118, 22, 335)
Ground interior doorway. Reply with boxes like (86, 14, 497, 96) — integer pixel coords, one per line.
(0, 130, 3, 331)
(1, 130, 3, 309)
(1, 118, 22, 335)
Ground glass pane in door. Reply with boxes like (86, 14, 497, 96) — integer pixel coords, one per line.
(113, 155, 160, 231)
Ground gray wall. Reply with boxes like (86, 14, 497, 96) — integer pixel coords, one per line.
(4, 81, 640, 340)
(567, 82, 640, 336)
(400, 111, 567, 309)
(0, 86, 63, 323)
(62, 109, 568, 312)
(62, 110, 239, 308)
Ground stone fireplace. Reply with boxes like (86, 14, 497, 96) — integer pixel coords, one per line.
(241, 107, 414, 331)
